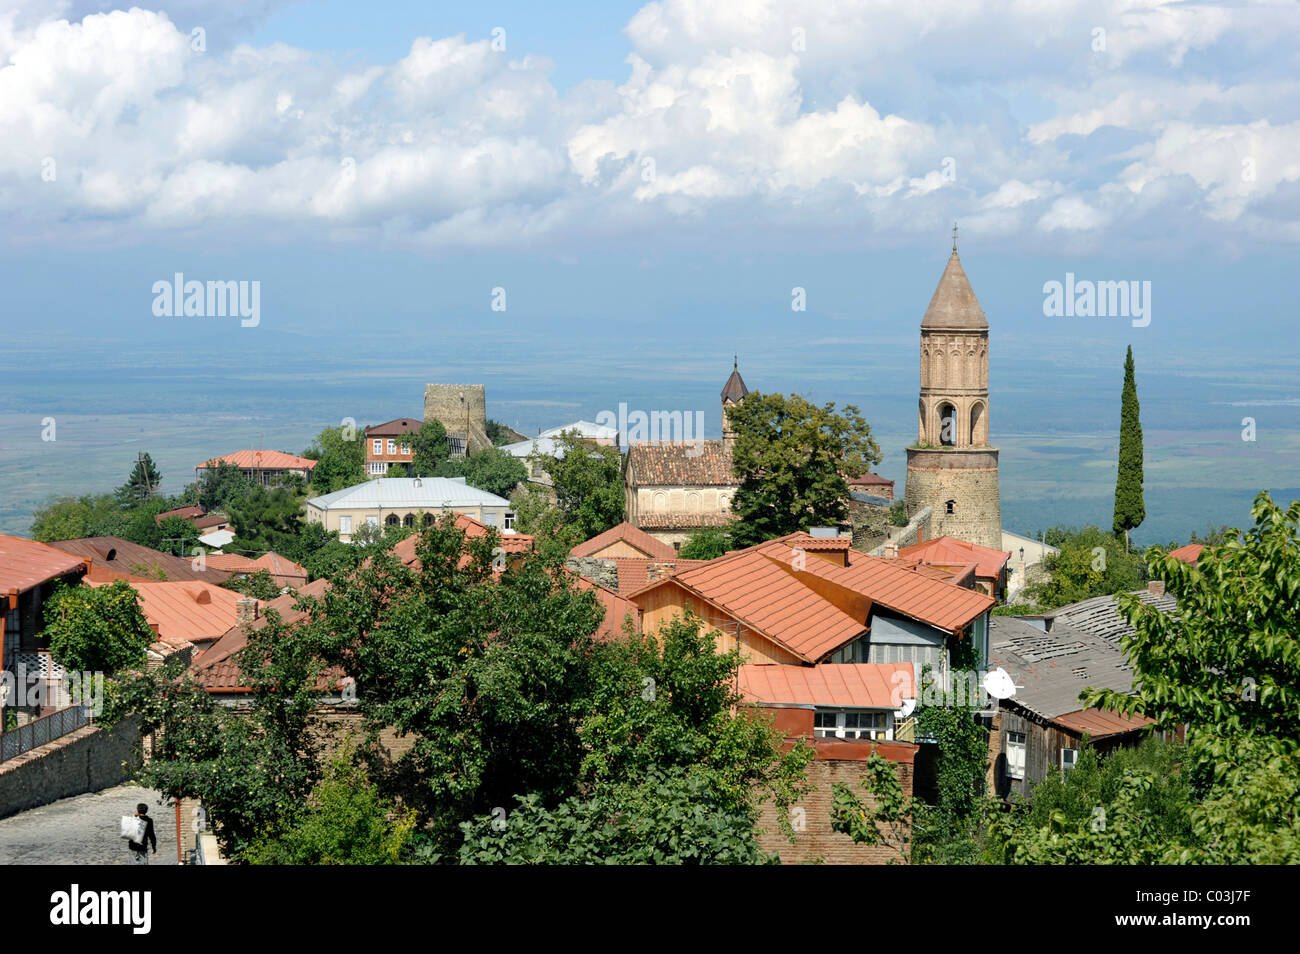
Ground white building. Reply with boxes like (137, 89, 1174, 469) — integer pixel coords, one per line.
(305, 477, 514, 543)
(1001, 530, 1061, 602)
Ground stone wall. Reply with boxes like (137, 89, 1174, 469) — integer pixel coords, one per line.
(866, 506, 933, 555)
(0, 716, 143, 819)
(849, 496, 894, 551)
(904, 448, 1001, 549)
(423, 383, 490, 455)
(565, 557, 619, 591)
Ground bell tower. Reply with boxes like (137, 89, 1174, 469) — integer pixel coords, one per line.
(904, 228, 1002, 548)
(721, 357, 748, 452)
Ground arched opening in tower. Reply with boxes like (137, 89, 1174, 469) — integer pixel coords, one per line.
(939, 403, 957, 446)
(970, 402, 984, 446)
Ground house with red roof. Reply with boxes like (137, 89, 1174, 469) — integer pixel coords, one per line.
(897, 535, 1010, 601)
(1167, 543, 1205, 566)
(204, 551, 307, 589)
(85, 577, 264, 661)
(197, 449, 317, 487)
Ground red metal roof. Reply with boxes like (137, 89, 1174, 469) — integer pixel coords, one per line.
(1167, 543, 1204, 565)
(365, 418, 423, 437)
(48, 536, 233, 584)
(898, 535, 1009, 581)
(572, 575, 640, 641)
(198, 449, 317, 471)
(205, 551, 307, 581)
(86, 578, 260, 650)
(0, 535, 87, 593)
(739, 662, 915, 710)
(570, 522, 678, 560)
(781, 532, 852, 552)
(1052, 707, 1155, 738)
(389, 514, 535, 570)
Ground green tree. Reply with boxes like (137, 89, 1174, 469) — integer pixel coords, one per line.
(386, 463, 407, 478)
(304, 427, 365, 494)
(1112, 345, 1145, 546)
(30, 496, 93, 542)
(1025, 525, 1147, 609)
(677, 526, 732, 560)
(538, 433, 625, 540)
(41, 580, 154, 674)
(486, 420, 524, 446)
(228, 485, 305, 554)
(244, 748, 417, 865)
(197, 461, 255, 511)
(727, 392, 881, 546)
(401, 419, 450, 477)
(451, 446, 527, 499)
(156, 515, 199, 557)
(225, 569, 284, 601)
(116, 453, 162, 505)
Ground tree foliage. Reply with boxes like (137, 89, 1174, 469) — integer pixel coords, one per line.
(1025, 525, 1147, 609)
(401, 419, 450, 478)
(117, 453, 162, 505)
(533, 433, 625, 541)
(727, 392, 880, 547)
(305, 426, 365, 494)
(677, 526, 733, 560)
(41, 580, 154, 674)
(1112, 345, 1145, 541)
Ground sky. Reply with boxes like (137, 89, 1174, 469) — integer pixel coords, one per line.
(0, 0, 1297, 541)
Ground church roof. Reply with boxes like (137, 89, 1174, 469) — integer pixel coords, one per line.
(921, 251, 987, 331)
(627, 441, 735, 486)
(721, 361, 748, 403)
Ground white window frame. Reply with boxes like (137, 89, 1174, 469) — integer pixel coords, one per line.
(504, 512, 515, 530)
(365, 515, 378, 528)
(1005, 731, 1026, 779)
(813, 708, 892, 741)
(387, 439, 397, 455)
(368, 461, 386, 475)
(339, 515, 352, 534)
(372, 439, 382, 454)
(1060, 747, 1078, 772)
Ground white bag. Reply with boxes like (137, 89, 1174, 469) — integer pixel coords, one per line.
(120, 815, 146, 842)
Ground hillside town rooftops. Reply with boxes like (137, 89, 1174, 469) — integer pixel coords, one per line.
(198, 449, 317, 472)
(47, 536, 231, 584)
(0, 535, 87, 593)
(85, 578, 260, 651)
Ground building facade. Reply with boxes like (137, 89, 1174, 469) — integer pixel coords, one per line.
(305, 477, 513, 543)
(364, 418, 422, 477)
(903, 236, 1003, 549)
(423, 384, 489, 458)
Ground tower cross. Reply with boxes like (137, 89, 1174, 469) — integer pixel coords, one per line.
(952, 222, 958, 252)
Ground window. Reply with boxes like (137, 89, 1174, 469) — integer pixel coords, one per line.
(1005, 731, 1026, 779)
(483, 512, 497, 527)
(387, 439, 397, 455)
(945, 499, 956, 515)
(829, 638, 867, 664)
(339, 515, 352, 534)
(403, 514, 415, 527)
(366, 515, 378, 527)
(373, 439, 382, 454)
(369, 461, 386, 475)
(402, 442, 411, 455)
(813, 709, 890, 740)
(504, 512, 515, 530)
(1061, 747, 1078, 772)
(385, 513, 399, 526)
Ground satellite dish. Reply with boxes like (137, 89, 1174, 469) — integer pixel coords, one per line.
(983, 667, 1018, 700)
(895, 697, 917, 718)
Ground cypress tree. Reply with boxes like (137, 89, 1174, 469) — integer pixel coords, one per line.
(1113, 345, 1145, 546)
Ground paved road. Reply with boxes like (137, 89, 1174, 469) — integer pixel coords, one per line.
(0, 785, 181, 865)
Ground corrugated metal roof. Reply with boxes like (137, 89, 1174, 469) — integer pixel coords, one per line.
(1053, 707, 1155, 738)
(86, 578, 258, 649)
(0, 535, 87, 593)
(47, 536, 231, 584)
(739, 662, 914, 710)
(570, 522, 678, 561)
(539, 421, 619, 440)
(307, 477, 509, 510)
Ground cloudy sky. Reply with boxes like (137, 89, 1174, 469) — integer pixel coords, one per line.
(3, 0, 1297, 256)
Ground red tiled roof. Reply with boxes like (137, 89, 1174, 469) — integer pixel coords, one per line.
(626, 441, 736, 486)
(781, 532, 852, 552)
(1167, 543, 1205, 565)
(191, 579, 333, 691)
(198, 449, 317, 471)
(898, 535, 1009, 581)
(1052, 707, 1155, 738)
(154, 505, 205, 524)
(847, 473, 895, 488)
(86, 578, 260, 650)
(0, 535, 87, 593)
(48, 536, 232, 584)
(571, 522, 678, 561)
(635, 513, 734, 530)
(573, 575, 641, 641)
(739, 662, 915, 710)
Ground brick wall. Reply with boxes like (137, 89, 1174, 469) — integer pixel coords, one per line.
(905, 449, 1002, 550)
(0, 716, 142, 819)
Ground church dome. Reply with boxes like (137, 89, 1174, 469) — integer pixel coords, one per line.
(921, 251, 987, 331)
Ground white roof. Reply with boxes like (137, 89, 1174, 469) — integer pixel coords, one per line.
(199, 529, 235, 547)
(501, 436, 562, 458)
(307, 477, 510, 510)
(539, 420, 618, 440)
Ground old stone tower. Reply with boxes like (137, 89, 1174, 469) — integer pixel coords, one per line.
(423, 383, 489, 457)
(903, 234, 1002, 549)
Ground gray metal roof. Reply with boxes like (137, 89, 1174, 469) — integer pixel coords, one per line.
(1039, 590, 1178, 648)
(306, 477, 509, 510)
(990, 615, 1135, 721)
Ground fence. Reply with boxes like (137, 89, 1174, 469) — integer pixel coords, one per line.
(0, 705, 90, 763)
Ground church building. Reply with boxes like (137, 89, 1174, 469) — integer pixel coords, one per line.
(903, 234, 1003, 550)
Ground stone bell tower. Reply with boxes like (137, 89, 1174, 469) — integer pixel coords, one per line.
(903, 228, 1002, 549)
(721, 357, 748, 452)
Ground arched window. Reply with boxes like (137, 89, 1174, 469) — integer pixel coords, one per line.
(422, 512, 435, 526)
(403, 513, 415, 527)
(385, 513, 399, 526)
(938, 403, 957, 446)
(970, 402, 985, 446)
(686, 492, 699, 513)
(653, 491, 667, 513)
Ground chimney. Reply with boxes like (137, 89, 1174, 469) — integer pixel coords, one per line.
(148, 623, 160, 637)
(236, 598, 259, 623)
(1147, 580, 1166, 596)
(884, 541, 899, 559)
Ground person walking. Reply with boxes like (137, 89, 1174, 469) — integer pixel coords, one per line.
(128, 803, 157, 865)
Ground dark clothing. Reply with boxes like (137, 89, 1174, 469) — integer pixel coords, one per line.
(128, 816, 157, 854)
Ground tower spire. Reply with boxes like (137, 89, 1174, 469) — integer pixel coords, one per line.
(952, 221, 958, 253)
